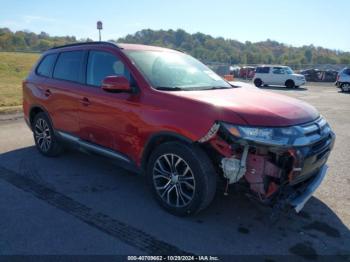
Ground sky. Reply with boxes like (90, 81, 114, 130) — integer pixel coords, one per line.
(1, 0, 349, 51)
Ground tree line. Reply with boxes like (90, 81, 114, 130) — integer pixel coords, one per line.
(1, 27, 350, 65)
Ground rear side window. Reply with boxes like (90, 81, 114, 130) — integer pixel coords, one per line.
(36, 54, 58, 77)
(87, 50, 132, 87)
(256, 67, 270, 73)
(344, 69, 350, 75)
(53, 51, 85, 83)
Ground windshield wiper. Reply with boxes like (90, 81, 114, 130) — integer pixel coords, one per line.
(203, 86, 233, 90)
(155, 86, 184, 91)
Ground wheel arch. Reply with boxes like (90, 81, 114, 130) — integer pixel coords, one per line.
(141, 132, 194, 172)
(29, 105, 52, 129)
(285, 79, 295, 85)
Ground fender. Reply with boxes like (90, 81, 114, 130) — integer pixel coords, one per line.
(140, 131, 193, 172)
(28, 104, 52, 130)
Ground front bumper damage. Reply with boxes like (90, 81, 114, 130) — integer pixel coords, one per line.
(289, 164, 327, 212)
(198, 117, 335, 214)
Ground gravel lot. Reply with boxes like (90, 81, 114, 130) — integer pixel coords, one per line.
(0, 83, 349, 260)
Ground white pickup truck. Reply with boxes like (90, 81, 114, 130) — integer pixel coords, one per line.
(253, 65, 306, 88)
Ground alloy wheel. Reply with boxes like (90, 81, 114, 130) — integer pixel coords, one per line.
(34, 118, 52, 152)
(342, 83, 350, 92)
(153, 153, 196, 208)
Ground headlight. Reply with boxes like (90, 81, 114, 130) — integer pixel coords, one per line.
(297, 76, 305, 80)
(222, 122, 303, 146)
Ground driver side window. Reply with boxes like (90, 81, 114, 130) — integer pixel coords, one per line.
(87, 51, 136, 87)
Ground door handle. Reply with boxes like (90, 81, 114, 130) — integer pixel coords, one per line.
(44, 89, 51, 97)
(79, 97, 91, 106)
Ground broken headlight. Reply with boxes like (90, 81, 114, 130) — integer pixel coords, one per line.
(221, 122, 303, 146)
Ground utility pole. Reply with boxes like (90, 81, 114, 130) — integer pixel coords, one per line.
(97, 21, 103, 41)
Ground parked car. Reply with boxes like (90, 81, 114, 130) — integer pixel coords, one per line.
(335, 67, 350, 92)
(23, 42, 335, 216)
(300, 68, 338, 82)
(253, 65, 306, 88)
(320, 70, 338, 82)
(239, 66, 255, 79)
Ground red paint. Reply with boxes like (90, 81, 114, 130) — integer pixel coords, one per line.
(23, 43, 319, 167)
(209, 136, 233, 157)
(244, 154, 281, 196)
(101, 76, 131, 92)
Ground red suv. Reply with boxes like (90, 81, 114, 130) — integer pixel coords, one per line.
(23, 42, 335, 216)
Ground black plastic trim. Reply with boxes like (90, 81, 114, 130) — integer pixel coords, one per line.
(49, 41, 121, 50)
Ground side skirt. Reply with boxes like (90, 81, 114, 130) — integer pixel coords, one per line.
(56, 131, 141, 174)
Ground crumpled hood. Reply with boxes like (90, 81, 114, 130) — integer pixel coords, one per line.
(172, 86, 319, 127)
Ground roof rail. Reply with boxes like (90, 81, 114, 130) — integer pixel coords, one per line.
(49, 41, 121, 50)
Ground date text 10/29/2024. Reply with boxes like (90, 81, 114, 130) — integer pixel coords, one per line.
(127, 256, 220, 261)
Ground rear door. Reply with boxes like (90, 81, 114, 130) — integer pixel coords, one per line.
(257, 67, 270, 83)
(45, 50, 86, 135)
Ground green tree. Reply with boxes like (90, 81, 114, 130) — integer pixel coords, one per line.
(304, 49, 313, 63)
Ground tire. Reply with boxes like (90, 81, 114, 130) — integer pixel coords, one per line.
(254, 79, 262, 87)
(147, 141, 217, 216)
(341, 83, 350, 92)
(285, 80, 295, 88)
(32, 112, 63, 157)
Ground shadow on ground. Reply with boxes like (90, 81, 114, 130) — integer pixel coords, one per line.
(259, 85, 308, 92)
(0, 146, 349, 259)
(337, 91, 350, 95)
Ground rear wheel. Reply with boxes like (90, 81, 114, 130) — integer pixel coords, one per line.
(147, 141, 217, 216)
(254, 78, 262, 87)
(285, 80, 295, 88)
(33, 112, 63, 157)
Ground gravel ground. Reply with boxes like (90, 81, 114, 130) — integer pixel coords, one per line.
(0, 83, 349, 260)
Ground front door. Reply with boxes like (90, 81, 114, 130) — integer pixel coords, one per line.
(271, 67, 286, 85)
(77, 49, 140, 154)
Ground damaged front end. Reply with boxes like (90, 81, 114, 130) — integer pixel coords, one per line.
(199, 117, 335, 214)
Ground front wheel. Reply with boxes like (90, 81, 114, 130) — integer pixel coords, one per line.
(147, 142, 217, 216)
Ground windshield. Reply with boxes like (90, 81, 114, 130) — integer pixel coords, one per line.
(124, 50, 232, 91)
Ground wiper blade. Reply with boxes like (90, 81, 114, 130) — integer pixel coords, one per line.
(204, 86, 232, 90)
(155, 86, 184, 91)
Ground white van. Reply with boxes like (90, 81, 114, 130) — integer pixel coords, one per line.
(253, 65, 306, 88)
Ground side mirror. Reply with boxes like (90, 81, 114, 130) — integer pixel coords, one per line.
(101, 76, 131, 93)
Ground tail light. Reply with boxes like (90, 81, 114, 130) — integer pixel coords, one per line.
(336, 75, 339, 81)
